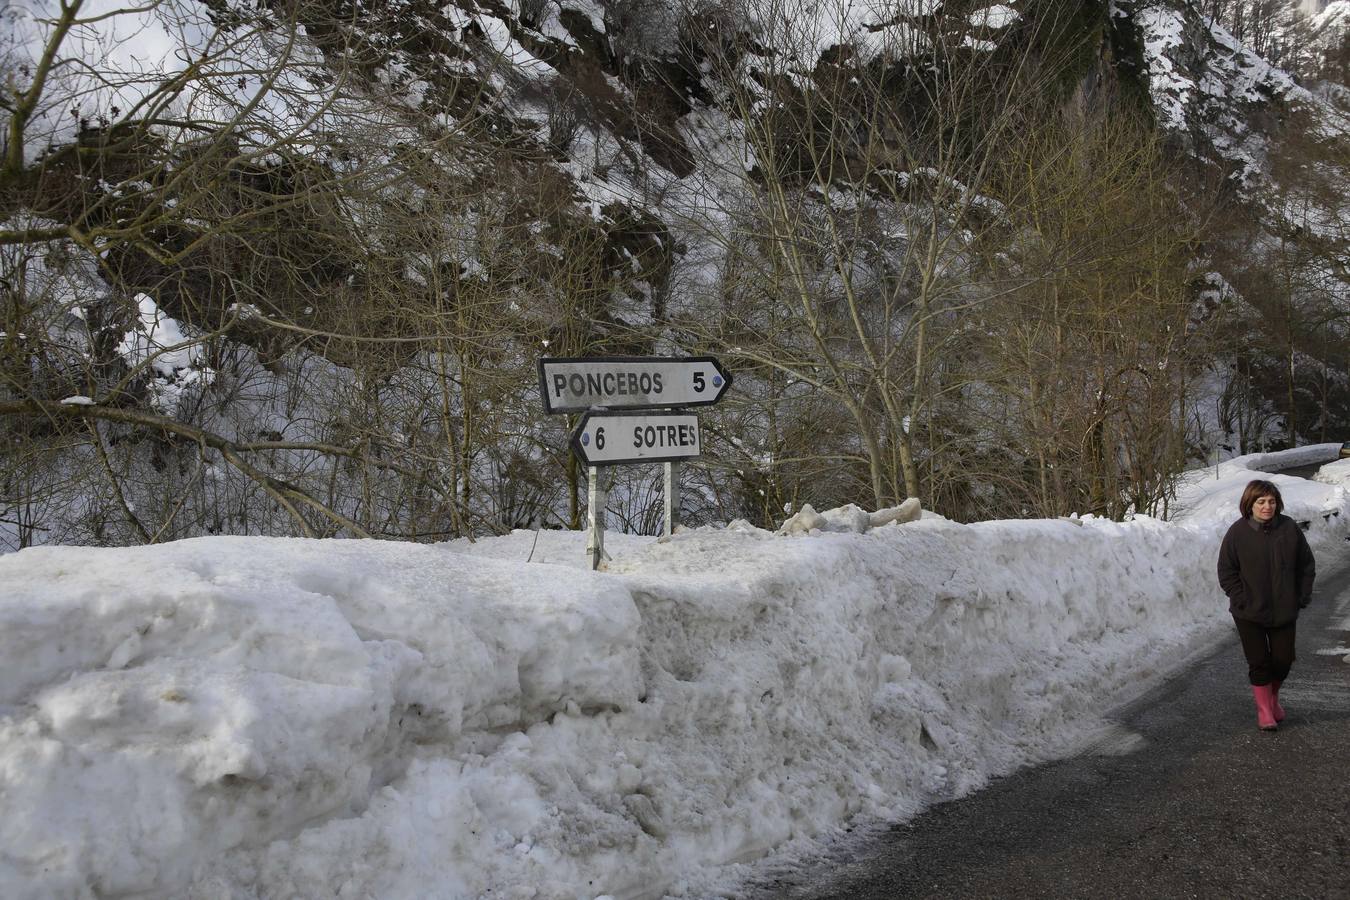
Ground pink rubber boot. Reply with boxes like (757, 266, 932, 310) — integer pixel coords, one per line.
(1271, 680, 1286, 723)
(1252, 684, 1279, 731)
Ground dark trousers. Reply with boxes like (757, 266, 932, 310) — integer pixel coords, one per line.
(1232, 616, 1297, 685)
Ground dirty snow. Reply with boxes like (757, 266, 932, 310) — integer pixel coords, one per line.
(0, 445, 1346, 898)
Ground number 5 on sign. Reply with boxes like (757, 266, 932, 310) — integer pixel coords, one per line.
(538, 356, 732, 414)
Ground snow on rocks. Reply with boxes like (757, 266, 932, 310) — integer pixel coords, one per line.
(778, 498, 922, 534)
(1315, 1, 1350, 33)
(0, 448, 1347, 898)
(1131, 1, 1310, 193)
(116, 294, 215, 414)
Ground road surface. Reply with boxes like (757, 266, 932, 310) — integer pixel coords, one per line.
(742, 551, 1350, 899)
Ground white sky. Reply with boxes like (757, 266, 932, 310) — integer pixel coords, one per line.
(6, 0, 345, 166)
(6, 0, 184, 158)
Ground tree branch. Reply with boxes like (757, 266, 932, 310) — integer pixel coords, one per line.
(0, 399, 373, 539)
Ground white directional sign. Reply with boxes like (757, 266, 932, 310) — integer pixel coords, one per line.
(539, 356, 731, 414)
(570, 411, 701, 467)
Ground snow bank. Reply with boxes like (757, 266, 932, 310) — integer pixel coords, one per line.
(0, 449, 1347, 898)
(1170, 442, 1345, 525)
(1313, 457, 1350, 487)
(0, 541, 639, 897)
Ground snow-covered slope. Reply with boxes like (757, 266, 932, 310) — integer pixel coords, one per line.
(1315, 1, 1350, 31)
(1, 445, 1345, 898)
(1121, 0, 1350, 456)
(1130, 0, 1311, 191)
(6, 0, 1348, 548)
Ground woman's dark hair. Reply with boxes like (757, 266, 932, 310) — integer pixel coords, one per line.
(1239, 480, 1284, 518)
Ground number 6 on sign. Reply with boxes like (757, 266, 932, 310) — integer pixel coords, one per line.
(572, 410, 701, 467)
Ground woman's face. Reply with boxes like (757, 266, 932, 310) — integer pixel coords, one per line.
(1253, 494, 1278, 522)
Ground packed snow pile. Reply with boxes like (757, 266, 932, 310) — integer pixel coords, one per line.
(1313, 457, 1350, 487)
(1, 447, 1347, 899)
(1168, 443, 1347, 524)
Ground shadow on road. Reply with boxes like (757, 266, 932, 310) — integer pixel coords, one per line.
(742, 557, 1350, 900)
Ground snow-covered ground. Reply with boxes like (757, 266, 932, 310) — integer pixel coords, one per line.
(1, 445, 1347, 899)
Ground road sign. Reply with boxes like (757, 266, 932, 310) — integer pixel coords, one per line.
(539, 356, 731, 414)
(570, 410, 701, 467)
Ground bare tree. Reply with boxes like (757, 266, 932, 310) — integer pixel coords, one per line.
(0, 0, 506, 544)
(671, 0, 1098, 512)
(968, 113, 1204, 519)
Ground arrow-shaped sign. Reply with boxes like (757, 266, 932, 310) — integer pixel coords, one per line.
(570, 410, 701, 467)
(539, 356, 731, 414)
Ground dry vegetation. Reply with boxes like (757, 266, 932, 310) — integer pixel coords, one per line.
(2, 0, 1346, 548)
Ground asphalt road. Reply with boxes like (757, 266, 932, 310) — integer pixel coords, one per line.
(741, 551, 1350, 900)
(1280, 462, 1335, 479)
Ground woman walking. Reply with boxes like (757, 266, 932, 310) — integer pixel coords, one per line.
(1217, 480, 1316, 731)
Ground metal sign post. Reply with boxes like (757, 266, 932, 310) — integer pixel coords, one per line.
(539, 356, 729, 567)
(586, 466, 610, 571)
(664, 461, 680, 538)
